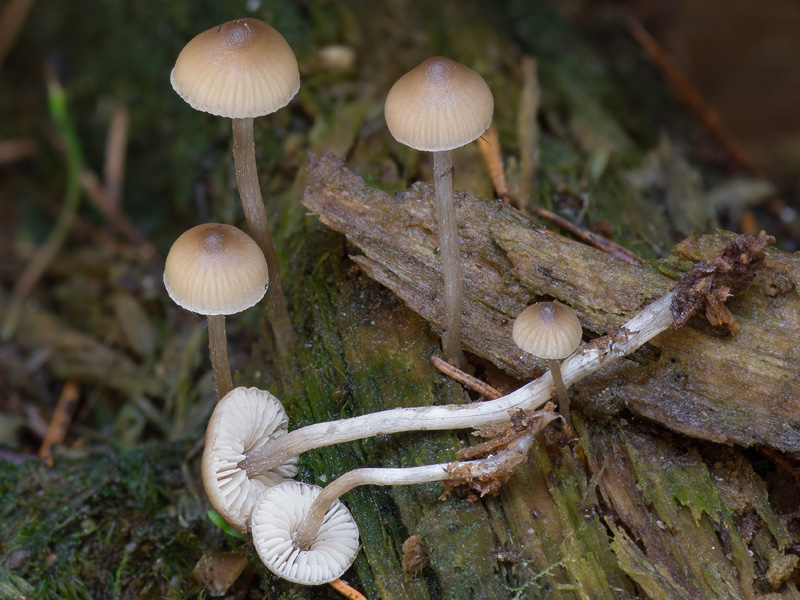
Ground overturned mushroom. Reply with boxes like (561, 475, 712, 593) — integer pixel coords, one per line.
(251, 479, 360, 585)
(202, 386, 298, 533)
(253, 413, 553, 585)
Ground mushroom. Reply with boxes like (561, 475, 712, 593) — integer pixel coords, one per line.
(384, 57, 494, 367)
(253, 417, 548, 585)
(250, 480, 360, 585)
(202, 387, 298, 533)
(171, 18, 299, 354)
(163, 223, 268, 399)
(512, 302, 583, 425)
(238, 283, 680, 476)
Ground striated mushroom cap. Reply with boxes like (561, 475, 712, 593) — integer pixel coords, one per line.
(512, 301, 582, 360)
(171, 18, 299, 119)
(163, 223, 268, 316)
(384, 56, 493, 152)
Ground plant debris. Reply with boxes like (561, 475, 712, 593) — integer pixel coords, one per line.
(671, 231, 774, 333)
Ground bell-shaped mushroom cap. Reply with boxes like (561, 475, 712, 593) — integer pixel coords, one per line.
(251, 480, 360, 585)
(384, 56, 493, 152)
(512, 302, 582, 360)
(201, 387, 298, 533)
(164, 223, 268, 316)
(171, 18, 300, 119)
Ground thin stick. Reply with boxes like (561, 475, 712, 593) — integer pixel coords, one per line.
(103, 102, 128, 209)
(231, 117, 294, 355)
(626, 17, 757, 176)
(528, 204, 644, 265)
(433, 149, 466, 368)
(39, 380, 80, 467)
(477, 124, 510, 203)
(431, 355, 502, 399)
(473, 104, 645, 266)
(329, 579, 367, 600)
(518, 56, 540, 204)
(0, 0, 34, 68)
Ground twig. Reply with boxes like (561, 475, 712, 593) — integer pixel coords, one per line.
(38, 380, 80, 467)
(104, 102, 128, 209)
(475, 125, 644, 265)
(0, 0, 34, 68)
(431, 355, 502, 399)
(0, 137, 38, 165)
(477, 123, 510, 203)
(329, 578, 367, 600)
(80, 168, 157, 257)
(2, 71, 83, 340)
(527, 204, 644, 265)
(518, 56, 540, 205)
(626, 17, 757, 176)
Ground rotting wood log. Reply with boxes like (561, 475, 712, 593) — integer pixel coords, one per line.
(302, 152, 800, 455)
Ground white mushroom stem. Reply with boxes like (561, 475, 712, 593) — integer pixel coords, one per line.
(242, 287, 677, 475)
(294, 425, 540, 550)
(433, 149, 466, 369)
(547, 358, 570, 425)
(231, 117, 294, 355)
(207, 314, 233, 400)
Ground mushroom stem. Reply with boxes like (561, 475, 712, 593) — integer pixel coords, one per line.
(433, 149, 466, 368)
(547, 358, 570, 426)
(241, 288, 677, 475)
(294, 464, 448, 550)
(294, 422, 542, 551)
(231, 117, 294, 355)
(207, 314, 233, 400)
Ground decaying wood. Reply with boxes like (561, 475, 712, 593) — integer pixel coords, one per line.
(303, 152, 800, 454)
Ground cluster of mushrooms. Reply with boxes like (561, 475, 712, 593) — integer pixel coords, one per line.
(161, 17, 696, 587)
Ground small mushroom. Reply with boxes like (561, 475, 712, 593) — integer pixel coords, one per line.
(202, 387, 298, 533)
(385, 56, 493, 367)
(512, 302, 582, 425)
(164, 223, 268, 399)
(250, 480, 360, 585)
(171, 18, 299, 354)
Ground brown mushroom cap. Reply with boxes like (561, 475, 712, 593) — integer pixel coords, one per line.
(163, 223, 268, 316)
(251, 480, 360, 585)
(202, 387, 298, 533)
(512, 302, 582, 360)
(171, 18, 299, 119)
(384, 56, 493, 152)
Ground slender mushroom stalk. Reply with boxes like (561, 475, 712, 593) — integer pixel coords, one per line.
(231, 117, 293, 353)
(432, 149, 464, 365)
(385, 57, 494, 368)
(512, 301, 583, 426)
(240, 284, 680, 475)
(293, 416, 547, 551)
(206, 315, 233, 399)
(171, 19, 300, 354)
(163, 224, 268, 401)
(252, 416, 549, 585)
